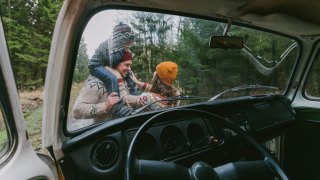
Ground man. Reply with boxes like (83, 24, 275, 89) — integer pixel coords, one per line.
(72, 77, 119, 121)
(106, 50, 142, 109)
(72, 50, 141, 123)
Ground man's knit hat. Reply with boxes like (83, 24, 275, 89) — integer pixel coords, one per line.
(156, 61, 178, 86)
(109, 22, 134, 68)
(110, 49, 133, 68)
(121, 50, 133, 63)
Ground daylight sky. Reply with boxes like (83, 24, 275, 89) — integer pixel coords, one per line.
(82, 9, 181, 58)
(82, 10, 132, 58)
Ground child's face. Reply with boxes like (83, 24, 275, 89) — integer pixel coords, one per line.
(116, 60, 132, 77)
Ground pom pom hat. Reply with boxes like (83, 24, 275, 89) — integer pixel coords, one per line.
(111, 22, 134, 50)
(156, 61, 178, 86)
(110, 22, 134, 68)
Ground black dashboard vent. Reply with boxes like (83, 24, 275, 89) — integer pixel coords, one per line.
(92, 138, 119, 169)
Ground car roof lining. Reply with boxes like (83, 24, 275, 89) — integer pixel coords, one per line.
(90, 0, 320, 38)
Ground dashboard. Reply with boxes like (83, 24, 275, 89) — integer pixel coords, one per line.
(125, 116, 222, 161)
(60, 95, 295, 180)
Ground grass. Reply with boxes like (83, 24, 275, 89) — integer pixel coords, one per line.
(18, 89, 44, 151)
(0, 109, 8, 151)
(25, 107, 43, 151)
(0, 102, 43, 153)
(21, 82, 83, 151)
(0, 83, 83, 153)
(0, 128, 8, 152)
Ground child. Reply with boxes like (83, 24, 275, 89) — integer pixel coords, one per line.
(88, 22, 137, 117)
(88, 22, 134, 96)
(130, 61, 180, 111)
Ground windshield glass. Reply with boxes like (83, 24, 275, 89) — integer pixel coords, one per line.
(67, 9, 299, 132)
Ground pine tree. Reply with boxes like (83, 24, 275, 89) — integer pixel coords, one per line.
(0, 0, 62, 90)
(73, 37, 89, 82)
(130, 12, 173, 81)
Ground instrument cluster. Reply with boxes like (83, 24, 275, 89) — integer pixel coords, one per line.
(125, 117, 222, 160)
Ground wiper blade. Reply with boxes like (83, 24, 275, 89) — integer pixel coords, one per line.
(209, 84, 278, 101)
(131, 95, 208, 115)
(169, 95, 208, 100)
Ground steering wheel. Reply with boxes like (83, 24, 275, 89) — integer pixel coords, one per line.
(125, 109, 288, 180)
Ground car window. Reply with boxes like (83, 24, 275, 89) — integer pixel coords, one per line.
(0, 107, 9, 160)
(0, 75, 13, 162)
(305, 51, 320, 98)
(67, 9, 299, 132)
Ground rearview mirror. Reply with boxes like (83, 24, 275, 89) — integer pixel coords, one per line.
(209, 36, 243, 49)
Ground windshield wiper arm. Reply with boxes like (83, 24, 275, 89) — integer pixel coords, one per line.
(209, 84, 278, 101)
(131, 95, 208, 115)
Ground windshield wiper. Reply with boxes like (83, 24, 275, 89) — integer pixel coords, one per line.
(209, 84, 278, 101)
(131, 95, 208, 115)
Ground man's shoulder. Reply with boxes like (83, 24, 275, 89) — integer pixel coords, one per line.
(84, 75, 107, 95)
(85, 75, 102, 83)
(85, 75, 104, 86)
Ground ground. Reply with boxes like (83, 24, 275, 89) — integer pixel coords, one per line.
(0, 89, 45, 153)
(19, 89, 44, 151)
(15, 83, 82, 152)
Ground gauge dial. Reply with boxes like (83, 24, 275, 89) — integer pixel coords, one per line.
(187, 123, 204, 144)
(160, 125, 185, 154)
(135, 133, 157, 159)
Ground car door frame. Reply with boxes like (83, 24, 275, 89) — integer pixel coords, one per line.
(283, 39, 320, 179)
(42, 0, 98, 160)
(0, 14, 55, 180)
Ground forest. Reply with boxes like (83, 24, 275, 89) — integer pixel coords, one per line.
(1, 0, 63, 90)
(75, 10, 298, 98)
(0, 1, 305, 98)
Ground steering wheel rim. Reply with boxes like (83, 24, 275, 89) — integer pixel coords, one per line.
(125, 108, 288, 180)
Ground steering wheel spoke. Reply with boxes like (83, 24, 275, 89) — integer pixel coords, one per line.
(213, 160, 274, 180)
(134, 159, 190, 180)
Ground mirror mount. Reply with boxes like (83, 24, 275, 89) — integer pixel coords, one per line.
(223, 18, 233, 36)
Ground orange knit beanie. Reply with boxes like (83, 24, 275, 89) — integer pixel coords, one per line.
(156, 61, 178, 86)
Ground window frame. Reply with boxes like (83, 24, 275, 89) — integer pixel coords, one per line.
(303, 40, 320, 100)
(63, 5, 303, 137)
(0, 67, 18, 166)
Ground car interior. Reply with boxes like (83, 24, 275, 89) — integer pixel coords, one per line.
(35, 0, 320, 180)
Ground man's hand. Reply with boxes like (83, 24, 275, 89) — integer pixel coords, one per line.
(105, 92, 120, 110)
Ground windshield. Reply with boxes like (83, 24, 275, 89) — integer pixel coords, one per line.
(67, 9, 299, 132)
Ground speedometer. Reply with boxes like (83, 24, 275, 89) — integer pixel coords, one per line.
(160, 125, 186, 154)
